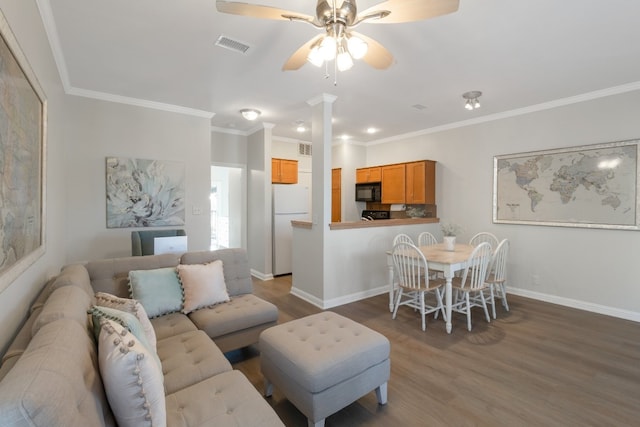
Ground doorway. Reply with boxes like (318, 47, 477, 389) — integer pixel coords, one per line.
(210, 165, 245, 250)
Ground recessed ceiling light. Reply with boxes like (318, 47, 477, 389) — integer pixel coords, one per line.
(366, 127, 378, 134)
(340, 134, 351, 141)
(295, 121, 307, 132)
(239, 108, 261, 121)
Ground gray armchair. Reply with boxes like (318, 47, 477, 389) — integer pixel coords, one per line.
(131, 229, 186, 256)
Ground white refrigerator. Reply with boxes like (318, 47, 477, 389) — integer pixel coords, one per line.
(273, 184, 310, 276)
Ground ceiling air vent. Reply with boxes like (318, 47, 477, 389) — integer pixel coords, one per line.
(215, 35, 251, 54)
(298, 143, 312, 156)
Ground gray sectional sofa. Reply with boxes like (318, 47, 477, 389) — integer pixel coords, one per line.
(0, 248, 284, 427)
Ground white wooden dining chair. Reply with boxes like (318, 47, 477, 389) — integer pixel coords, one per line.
(417, 231, 438, 246)
(393, 233, 414, 246)
(469, 232, 499, 251)
(485, 238, 510, 318)
(391, 242, 446, 331)
(417, 231, 441, 278)
(451, 242, 493, 331)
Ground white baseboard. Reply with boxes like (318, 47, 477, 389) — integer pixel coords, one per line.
(250, 269, 273, 281)
(507, 287, 640, 323)
(290, 284, 639, 323)
(291, 285, 389, 310)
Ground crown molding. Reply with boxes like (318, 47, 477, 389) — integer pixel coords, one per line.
(369, 81, 640, 145)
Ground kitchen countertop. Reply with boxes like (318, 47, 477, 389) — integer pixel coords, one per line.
(292, 218, 439, 230)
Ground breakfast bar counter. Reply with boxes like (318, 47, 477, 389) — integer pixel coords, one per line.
(291, 217, 438, 230)
(328, 217, 438, 230)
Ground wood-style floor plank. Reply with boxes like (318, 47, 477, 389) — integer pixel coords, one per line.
(228, 275, 640, 426)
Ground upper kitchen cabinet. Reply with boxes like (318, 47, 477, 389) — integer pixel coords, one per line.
(405, 160, 436, 204)
(381, 163, 406, 204)
(272, 158, 298, 184)
(355, 166, 381, 183)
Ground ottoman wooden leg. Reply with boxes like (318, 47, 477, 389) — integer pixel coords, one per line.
(375, 382, 388, 405)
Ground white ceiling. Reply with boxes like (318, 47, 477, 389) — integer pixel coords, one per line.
(39, 0, 640, 143)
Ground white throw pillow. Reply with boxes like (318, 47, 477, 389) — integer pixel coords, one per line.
(95, 292, 157, 350)
(98, 319, 165, 427)
(177, 260, 230, 314)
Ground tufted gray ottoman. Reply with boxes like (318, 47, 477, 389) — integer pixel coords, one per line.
(259, 311, 390, 427)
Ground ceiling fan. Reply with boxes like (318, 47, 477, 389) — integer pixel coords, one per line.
(215, 0, 460, 72)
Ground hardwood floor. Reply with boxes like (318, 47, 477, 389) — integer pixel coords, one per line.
(229, 275, 640, 426)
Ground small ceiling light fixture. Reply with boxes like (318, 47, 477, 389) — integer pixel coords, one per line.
(239, 108, 261, 121)
(295, 121, 307, 133)
(462, 91, 482, 110)
(366, 127, 378, 134)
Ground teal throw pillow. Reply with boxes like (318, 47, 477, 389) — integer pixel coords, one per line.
(128, 267, 183, 318)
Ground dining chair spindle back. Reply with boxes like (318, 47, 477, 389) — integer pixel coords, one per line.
(391, 242, 446, 331)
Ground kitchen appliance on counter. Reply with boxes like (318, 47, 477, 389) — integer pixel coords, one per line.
(361, 210, 391, 221)
(273, 184, 310, 276)
(355, 182, 381, 202)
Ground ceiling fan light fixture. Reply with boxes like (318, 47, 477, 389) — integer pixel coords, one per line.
(336, 48, 353, 71)
(240, 108, 261, 121)
(462, 91, 482, 111)
(347, 35, 368, 59)
(320, 35, 337, 60)
(307, 46, 324, 67)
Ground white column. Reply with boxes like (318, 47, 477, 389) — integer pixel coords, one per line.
(290, 94, 336, 305)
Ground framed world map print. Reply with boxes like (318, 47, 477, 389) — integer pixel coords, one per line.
(493, 139, 639, 230)
(0, 10, 47, 292)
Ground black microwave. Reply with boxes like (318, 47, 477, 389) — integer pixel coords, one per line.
(355, 183, 382, 202)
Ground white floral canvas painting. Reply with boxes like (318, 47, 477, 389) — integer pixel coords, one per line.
(106, 157, 185, 228)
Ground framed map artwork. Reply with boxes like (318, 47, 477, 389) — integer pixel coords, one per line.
(0, 10, 47, 292)
(493, 139, 639, 230)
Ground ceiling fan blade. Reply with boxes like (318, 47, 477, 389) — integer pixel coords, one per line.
(350, 31, 393, 69)
(356, 0, 459, 24)
(216, 1, 317, 25)
(282, 34, 325, 71)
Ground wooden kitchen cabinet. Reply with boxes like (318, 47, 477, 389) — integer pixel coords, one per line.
(405, 160, 436, 204)
(332, 168, 341, 222)
(355, 166, 382, 183)
(272, 158, 298, 184)
(381, 163, 406, 204)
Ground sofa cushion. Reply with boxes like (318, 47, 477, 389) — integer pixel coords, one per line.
(95, 292, 157, 350)
(44, 264, 96, 300)
(98, 319, 165, 427)
(177, 260, 230, 314)
(180, 249, 253, 296)
(187, 293, 278, 339)
(165, 370, 284, 427)
(156, 330, 232, 395)
(149, 312, 198, 341)
(129, 267, 184, 318)
(2, 306, 41, 367)
(0, 318, 115, 427)
(31, 285, 92, 337)
(86, 253, 180, 297)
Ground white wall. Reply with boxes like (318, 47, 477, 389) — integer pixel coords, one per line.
(246, 127, 273, 277)
(366, 90, 640, 319)
(332, 142, 367, 222)
(63, 97, 212, 262)
(0, 0, 67, 354)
